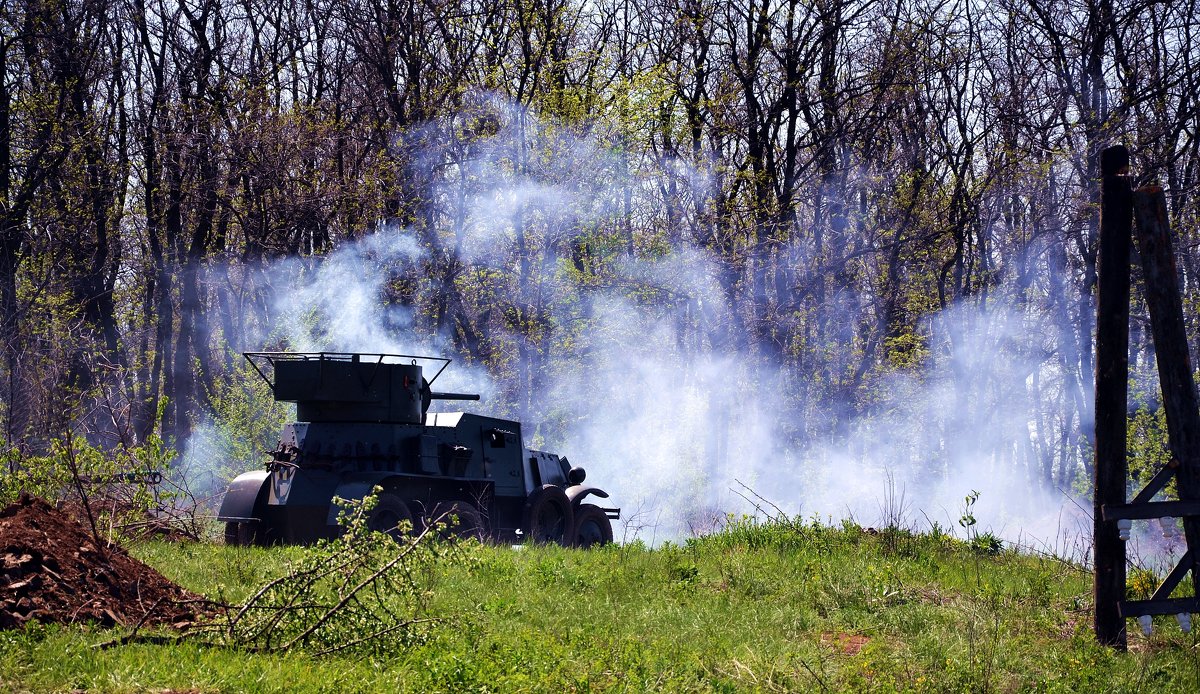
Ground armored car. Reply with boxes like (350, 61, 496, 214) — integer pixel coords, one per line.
(217, 353, 617, 547)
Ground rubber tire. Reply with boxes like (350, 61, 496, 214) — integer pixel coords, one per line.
(427, 501, 486, 541)
(226, 518, 250, 545)
(572, 504, 613, 548)
(366, 493, 414, 541)
(224, 521, 256, 546)
(523, 485, 575, 546)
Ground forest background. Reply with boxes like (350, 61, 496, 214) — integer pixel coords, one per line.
(1, 0, 1198, 546)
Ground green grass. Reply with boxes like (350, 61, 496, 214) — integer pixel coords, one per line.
(2, 519, 1198, 692)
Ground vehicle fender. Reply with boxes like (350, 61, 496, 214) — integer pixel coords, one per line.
(217, 471, 270, 522)
(565, 484, 609, 508)
(324, 474, 396, 526)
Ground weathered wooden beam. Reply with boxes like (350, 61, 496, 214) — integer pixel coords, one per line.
(1129, 461, 1178, 505)
(1132, 185, 1200, 613)
(1119, 598, 1200, 618)
(1149, 551, 1193, 602)
(1094, 145, 1132, 649)
(1101, 500, 1200, 521)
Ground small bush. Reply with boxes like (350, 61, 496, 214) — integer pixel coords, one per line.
(970, 532, 1004, 556)
(1127, 568, 1159, 600)
(184, 490, 464, 656)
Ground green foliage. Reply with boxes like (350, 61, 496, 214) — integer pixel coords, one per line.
(958, 489, 980, 534)
(190, 489, 463, 657)
(701, 511, 832, 553)
(4, 518, 1200, 692)
(198, 356, 293, 484)
(1127, 568, 1159, 601)
(884, 330, 930, 371)
(1127, 376, 1174, 496)
(4, 0, 1199, 525)
(969, 531, 1004, 556)
(0, 432, 173, 514)
(6, 272, 104, 446)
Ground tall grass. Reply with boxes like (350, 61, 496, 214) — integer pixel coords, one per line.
(2, 518, 1198, 692)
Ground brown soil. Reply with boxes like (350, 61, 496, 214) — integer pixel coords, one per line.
(0, 493, 205, 630)
(821, 631, 871, 655)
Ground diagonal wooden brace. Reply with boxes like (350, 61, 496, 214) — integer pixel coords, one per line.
(1133, 185, 1200, 613)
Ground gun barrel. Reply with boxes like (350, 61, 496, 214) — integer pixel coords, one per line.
(431, 392, 481, 401)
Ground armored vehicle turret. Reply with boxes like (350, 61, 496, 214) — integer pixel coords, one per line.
(217, 353, 618, 547)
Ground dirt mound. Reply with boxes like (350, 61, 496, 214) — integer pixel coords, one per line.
(0, 494, 204, 630)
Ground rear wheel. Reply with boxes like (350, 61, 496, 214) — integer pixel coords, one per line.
(427, 501, 486, 541)
(524, 485, 574, 546)
(367, 493, 414, 541)
(224, 521, 256, 546)
(572, 504, 613, 548)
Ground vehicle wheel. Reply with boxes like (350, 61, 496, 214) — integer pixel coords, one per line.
(572, 504, 613, 548)
(366, 493, 414, 541)
(427, 501, 486, 541)
(224, 521, 256, 546)
(523, 485, 575, 546)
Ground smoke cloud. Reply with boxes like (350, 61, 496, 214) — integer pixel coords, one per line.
(208, 94, 1122, 559)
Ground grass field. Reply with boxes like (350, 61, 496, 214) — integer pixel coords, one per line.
(1, 518, 1197, 693)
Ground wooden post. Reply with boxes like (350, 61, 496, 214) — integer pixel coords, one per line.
(1133, 185, 1200, 601)
(1094, 145, 1132, 649)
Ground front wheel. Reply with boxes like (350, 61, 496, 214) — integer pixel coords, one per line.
(572, 504, 613, 548)
(524, 485, 575, 546)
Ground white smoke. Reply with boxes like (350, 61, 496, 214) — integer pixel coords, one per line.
(211, 94, 1104, 556)
(265, 223, 497, 400)
(545, 259, 1093, 554)
(272, 226, 423, 354)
